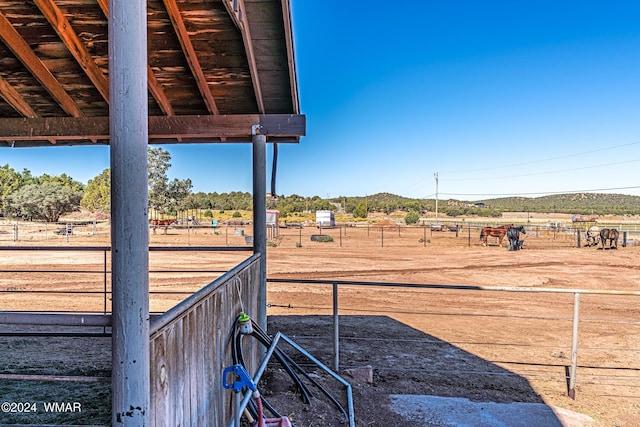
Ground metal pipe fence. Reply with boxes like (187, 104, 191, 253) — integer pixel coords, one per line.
(267, 278, 640, 400)
(3, 219, 639, 249)
(269, 222, 640, 249)
(0, 248, 258, 426)
(0, 245, 252, 314)
(0, 219, 257, 245)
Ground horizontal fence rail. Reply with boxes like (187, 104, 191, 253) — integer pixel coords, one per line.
(267, 278, 640, 400)
(0, 245, 253, 315)
(0, 249, 262, 426)
(2, 220, 639, 251)
(265, 222, 639, 249)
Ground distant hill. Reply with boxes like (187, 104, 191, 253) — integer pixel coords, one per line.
(481, 193, 640, 215)
(329, 192, 640, 216)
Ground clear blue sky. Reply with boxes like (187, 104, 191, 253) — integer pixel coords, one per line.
(2, 1, 639, 201)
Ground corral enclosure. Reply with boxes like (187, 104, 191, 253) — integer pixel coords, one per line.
(1, 216, 639, 425)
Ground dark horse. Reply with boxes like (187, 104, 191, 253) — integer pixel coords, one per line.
(507, 225, 526, 251)
(599, 228, 619, 249)
(480, 224, 513, 246)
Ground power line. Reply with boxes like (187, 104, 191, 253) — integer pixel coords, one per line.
(442, 140, 640, 174)
(394, 140, 640, 197)
(394, 139, 640, 199)
(439, 185, 640, 198)
(445, 159, 640, 182)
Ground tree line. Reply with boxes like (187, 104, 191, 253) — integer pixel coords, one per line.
(2, 151, 639, 223)
(0, 148, 334, 222)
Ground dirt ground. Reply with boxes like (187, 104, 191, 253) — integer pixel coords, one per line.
(0, 217, 639, 425)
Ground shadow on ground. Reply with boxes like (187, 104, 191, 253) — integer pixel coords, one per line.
(265, 315, 593, 426)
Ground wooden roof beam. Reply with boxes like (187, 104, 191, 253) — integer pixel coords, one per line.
(281, 0, 300, 114)
(0, 75, 38, 118)
(0, 77, 57, 144)
(0, 11, 83, 117)
(162, 0, 219, 115)
(0, 114, 305, 143)
(34, 0, 110, 103)
(95, 0, 175, 116)
(223, 0, 265, 113)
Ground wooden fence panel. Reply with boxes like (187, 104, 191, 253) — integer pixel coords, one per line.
(150, 254, 260, 426)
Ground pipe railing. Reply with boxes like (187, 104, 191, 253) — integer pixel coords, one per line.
(267, 277, 640, 400)
(0, 245, 252, 315)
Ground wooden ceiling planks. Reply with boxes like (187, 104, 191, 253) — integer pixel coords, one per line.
(0, 0, 303, 146)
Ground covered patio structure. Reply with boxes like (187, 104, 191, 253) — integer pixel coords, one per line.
(0, 0, 304, 424)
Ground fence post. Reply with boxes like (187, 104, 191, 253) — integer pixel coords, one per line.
(333, 282, 339, 372)
(104, 250, 108, 315)
(623, 231, 627, 248)
(13, 223, 18, 242)
(381, 226, 384, 248)
(423, 225, 426, 247)
(569, 292, 580, 399)
(577, 230, 581, 248)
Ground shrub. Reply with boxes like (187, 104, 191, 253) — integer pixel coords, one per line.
(445, 208, 462, 217)
(405, 210, 420, 224)
(311, 234, 333, 242)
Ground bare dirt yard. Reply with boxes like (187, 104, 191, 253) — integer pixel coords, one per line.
(0, 216, 639, 425)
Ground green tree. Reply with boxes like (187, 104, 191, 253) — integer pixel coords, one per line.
(8, 183, 82, 222)
(0, 164, 24, 215)
(445, 208, 462, 217)
(148, 147, 192, 215)
(148, 147, 171, 213)
(353, 201, 368, 218)
(81, 169, 111, 213)
(167, 177, 193, 213)
(36, 173, 84, 192)
(405, 210, 420, 224)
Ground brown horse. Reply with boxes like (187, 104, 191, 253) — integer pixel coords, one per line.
(150, 219, 176, 235)
(480, 224, 513, 246)
(599, 228, 619, 249)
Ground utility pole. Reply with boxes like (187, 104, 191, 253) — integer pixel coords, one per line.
(434, 172, 439, 225)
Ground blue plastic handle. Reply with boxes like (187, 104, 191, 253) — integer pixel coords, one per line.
(222, 364, 256, 392)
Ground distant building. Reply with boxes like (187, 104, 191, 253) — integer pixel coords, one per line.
(315, 210, 335, 227)
(266, 209, 279, 226)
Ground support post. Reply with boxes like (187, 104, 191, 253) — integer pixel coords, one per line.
(109, 0, 150, 424)
(253, 130, 267, 331)
(333, 282, 340, 372)
(569, 292, 580, 399)
(423, 224, 426, 247)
